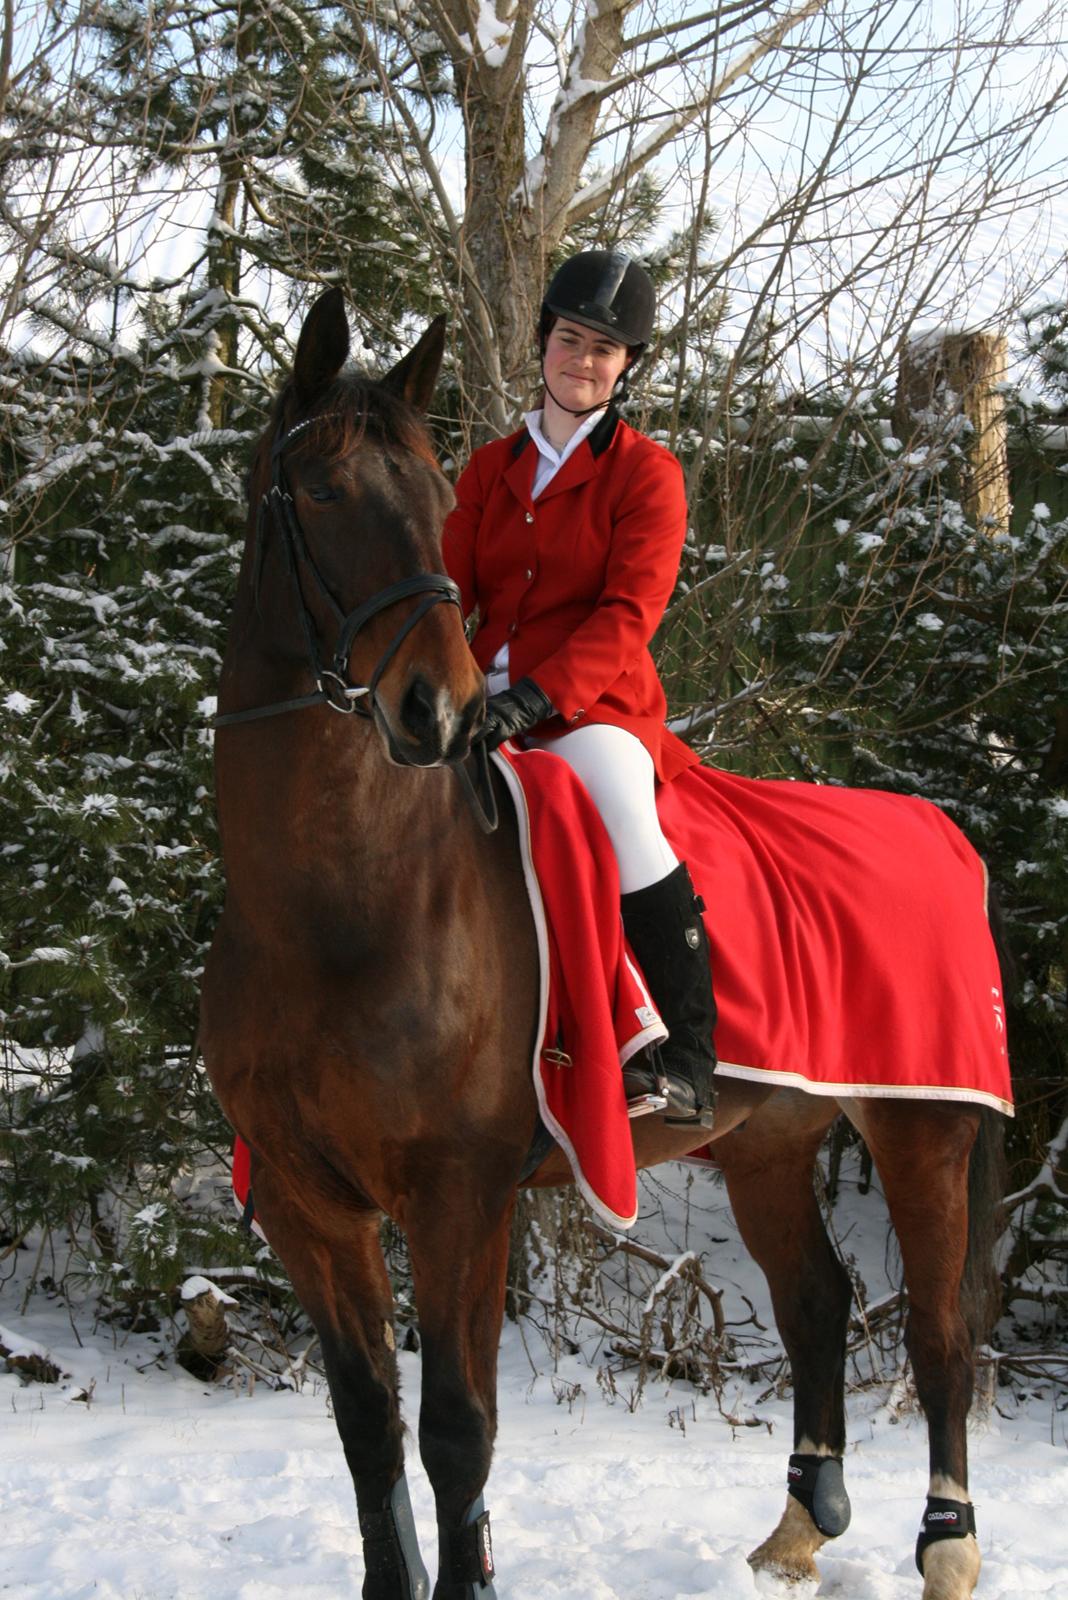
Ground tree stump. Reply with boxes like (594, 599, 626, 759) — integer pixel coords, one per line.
(177, 1277, 236, 1380)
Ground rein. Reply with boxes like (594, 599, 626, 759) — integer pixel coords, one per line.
(214, 411, 499, 834)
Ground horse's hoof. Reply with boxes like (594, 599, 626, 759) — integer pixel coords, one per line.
(920, 1533, 981, 1600)
(748, 1547, 821, 1587)
(748, 1495, 827, 1586)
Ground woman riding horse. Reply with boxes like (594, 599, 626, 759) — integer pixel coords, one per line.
(204, 285, 1004, 1600)
(443, 250, 717, 1126)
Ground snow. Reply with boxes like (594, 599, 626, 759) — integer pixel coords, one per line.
(1, 1163, 1065, 1599)
(181, 1275, 238, 1307)
(0, 1313, 1065, 1597)
(455, 1, 515, 69)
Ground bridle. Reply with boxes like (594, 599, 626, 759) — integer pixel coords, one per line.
(213, 410, 498, 832)
(215, 413, 462, 726)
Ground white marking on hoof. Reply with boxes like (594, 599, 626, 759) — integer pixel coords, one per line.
(920, 1532, 981, 1599)
(928, 1472, 968, 1501)
(748, 1495, 827, 1585)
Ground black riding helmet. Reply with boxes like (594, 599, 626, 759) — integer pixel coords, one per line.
(540, 249, 656, 353)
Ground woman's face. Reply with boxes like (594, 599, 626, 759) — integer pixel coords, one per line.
(543, 318, 631, 412)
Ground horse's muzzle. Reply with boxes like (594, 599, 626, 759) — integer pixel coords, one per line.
(378, 677, 483, 768)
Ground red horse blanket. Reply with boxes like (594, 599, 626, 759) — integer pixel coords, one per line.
(232, 750, 1012, 1236)
(493, 748, 1012, 1230)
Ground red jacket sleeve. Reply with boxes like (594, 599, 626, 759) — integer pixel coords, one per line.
(531, 445, 687, 720)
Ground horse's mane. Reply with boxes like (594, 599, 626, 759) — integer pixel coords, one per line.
(249, 372, 439, 494)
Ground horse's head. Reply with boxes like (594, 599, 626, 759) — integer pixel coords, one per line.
(244, 288, 483, 767)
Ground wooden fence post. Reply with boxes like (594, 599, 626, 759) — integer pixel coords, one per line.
(894, 329, 1011, 533)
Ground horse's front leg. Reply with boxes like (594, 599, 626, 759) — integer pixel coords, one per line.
(252, 1160, 431, 1600)
(713, 1092, 852, 1585)
(404, 1161, 515, 1600)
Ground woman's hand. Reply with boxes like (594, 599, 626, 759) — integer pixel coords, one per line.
(475, 678, 553, 751)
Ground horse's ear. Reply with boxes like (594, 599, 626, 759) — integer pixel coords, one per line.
(293, 287, 351, 404)
(381, 315, 446, 413)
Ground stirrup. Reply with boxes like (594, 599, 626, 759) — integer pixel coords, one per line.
(626, 1090, 668, 1119)
(623, 1059, 668, 1118)
(663, 1092, 716, 1131)
(662, 1060, 717, 1129)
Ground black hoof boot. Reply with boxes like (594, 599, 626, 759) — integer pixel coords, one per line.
(358, 1475, 430, 1600)
(621, 863, 718, 1128)
(435, 1496, 497, 1599)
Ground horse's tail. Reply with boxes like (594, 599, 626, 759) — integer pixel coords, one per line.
(960, 881, 1014, 1346)
(960, 1106, 1007, 1346)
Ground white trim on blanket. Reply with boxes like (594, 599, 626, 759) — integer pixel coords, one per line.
(619, 1023, 668, 1068)
(714, 1060, 1014, 1117)
(492, 751, 640, 1230)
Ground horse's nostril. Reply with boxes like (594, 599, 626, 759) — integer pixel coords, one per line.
(401, 677, 438, 740)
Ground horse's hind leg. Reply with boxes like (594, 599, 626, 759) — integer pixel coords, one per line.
(404, 1170, 515, 1600)
(852, 1100, 983, 1600)
(252, 1167, 430, 1600)
(713, 1091, 852, 1585)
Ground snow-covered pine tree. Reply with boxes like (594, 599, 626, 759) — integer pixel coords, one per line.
(0, 0, 443, 1313)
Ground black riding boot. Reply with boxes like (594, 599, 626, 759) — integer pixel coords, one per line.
(620, 862, 717, 1126)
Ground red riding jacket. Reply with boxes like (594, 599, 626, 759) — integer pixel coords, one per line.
(442, 408, 698, 783)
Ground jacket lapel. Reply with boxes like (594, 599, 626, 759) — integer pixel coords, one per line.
(534, 408, 621, 503)
(503, 432, 536, 509)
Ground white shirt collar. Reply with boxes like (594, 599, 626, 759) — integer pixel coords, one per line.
(523, 407, 605, 498)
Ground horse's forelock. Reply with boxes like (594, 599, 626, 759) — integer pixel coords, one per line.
(264, 376, 438, 470)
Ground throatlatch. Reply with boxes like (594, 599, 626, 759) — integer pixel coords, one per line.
(786, 1453, 852, 1538)
(358, 1475, 430, 1600)
(437, 1495, 497, 1596)
(915, 1496, 976, 1575)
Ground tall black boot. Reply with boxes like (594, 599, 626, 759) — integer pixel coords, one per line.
(620, 862, 717, 1126)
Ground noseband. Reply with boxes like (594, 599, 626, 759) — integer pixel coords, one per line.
(214, 413, 462, 727)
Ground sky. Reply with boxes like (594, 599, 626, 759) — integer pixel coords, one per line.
(9, 0, 1068, 389)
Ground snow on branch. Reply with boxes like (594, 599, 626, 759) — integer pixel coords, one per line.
(1004, 1114, 1068, 1213)
(454, 0, 517, 69)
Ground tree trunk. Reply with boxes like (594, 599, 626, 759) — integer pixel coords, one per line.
(443, 0, 630, 444)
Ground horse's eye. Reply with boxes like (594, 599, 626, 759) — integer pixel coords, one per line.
(309, 486, 339, 503)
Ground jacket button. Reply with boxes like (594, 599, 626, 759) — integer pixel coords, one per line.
(524, 567, 533, 581)
(570, 709, 585, 723)
(525, 511, 534, 523)
(508, 623, 518, 636)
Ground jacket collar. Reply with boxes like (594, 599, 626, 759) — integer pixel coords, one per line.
(504, 406, 621, 506)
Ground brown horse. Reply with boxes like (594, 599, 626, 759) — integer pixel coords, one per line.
(201, 288, 1005, 1600)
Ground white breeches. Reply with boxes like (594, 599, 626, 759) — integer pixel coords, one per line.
(525, 723, 678, 894)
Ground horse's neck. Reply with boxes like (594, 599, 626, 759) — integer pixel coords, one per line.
(217, 583, 309, 709)
(215, 716, 466, 932)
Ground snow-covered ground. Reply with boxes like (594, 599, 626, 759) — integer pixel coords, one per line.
(1, 1165, 1065, 1599)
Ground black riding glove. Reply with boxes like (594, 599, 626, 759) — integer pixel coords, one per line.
(476, 677, 553, 752)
